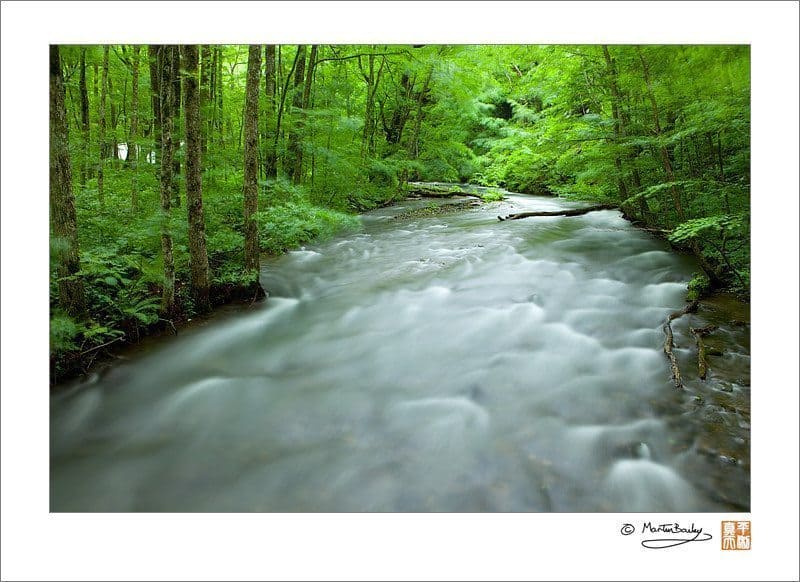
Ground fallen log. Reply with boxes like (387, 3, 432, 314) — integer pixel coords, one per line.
(407, 183, 483, 200)
(662, 300, 699, 389)
(498, 204, 617, 221)
(690, 324, 717, 380)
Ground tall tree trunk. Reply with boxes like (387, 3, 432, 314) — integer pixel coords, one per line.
(302, 45, 317, 109)
(408, 67, 432, 160)
(360, 49, 386, 159)
(183, 45, 211, 312)
(98, 46, 108, 208)
(200, 44, 211, 156)
(287, 45, 306, 183)
(171, 46, 181, 208)
(108, 66, 117, 166)
(601, 45, 630, 206)
(264, 44, 277, 178)
(360, 53, 374, 159)
(291, 44, 317, 182)
(405, 65, 433, 181)
(149, 45, 162, 167)
(273, 48, 301, 179)
(243, 45, 261, 276)
(217, 46, 224, 146)
(159, 46, 176, 316)
(209, 45, 217, 149)
(79, 48, 89, 188)
(636, 46, 684, 222)
(383, 71, 414, 146)
(50, 45, 86, 317)
(129, 45, 140, 210)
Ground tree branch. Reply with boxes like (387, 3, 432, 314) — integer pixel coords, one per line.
(316, 51, 410, 67)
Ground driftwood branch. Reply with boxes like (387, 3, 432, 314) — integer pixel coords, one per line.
(498, 204, 616, 221)
(690, 325, 717, 380)
(662, 300, 699, 389)
(79, 336, 124, 356)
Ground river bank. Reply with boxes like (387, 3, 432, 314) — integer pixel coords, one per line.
(50, 184, 509, 387)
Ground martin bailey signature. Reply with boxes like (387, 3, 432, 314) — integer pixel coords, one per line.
(620, 522, 713, 549)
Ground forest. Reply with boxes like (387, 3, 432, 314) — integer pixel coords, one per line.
(50, 44, 750, 382)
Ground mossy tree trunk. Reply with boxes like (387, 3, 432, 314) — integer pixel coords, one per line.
(79, 47, 90, 189)
(264, 44, 277, 179)
(601, 45, 631, 207)
(287, 44, 306, 183)
(158, 46, 176, 316)
(183, 45, 211, 312)
(636, 46, 684, 223)
(129, 45, 140, 211)
(292, 44, 317, 182)
(170, 46, 182, 208)
(243, 45, 261, 275)
(148, 45, 161, 167)
(98, 45, 108, 209)
(50, 45, 86, 317)
(200, 44, 211, 157)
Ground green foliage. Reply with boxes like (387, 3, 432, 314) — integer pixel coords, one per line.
(687, 273, 712, 301)
(256, 196, 360, 254)
(669, 214, 747, 245)
(50, 312, 81, 354)
(50, 43, 751, 382)
(479, 189, 505, 202)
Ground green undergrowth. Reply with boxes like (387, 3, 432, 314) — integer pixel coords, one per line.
(50, 170, 363, 384)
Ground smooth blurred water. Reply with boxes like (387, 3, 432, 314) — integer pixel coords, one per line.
(51, 191, 750, 512)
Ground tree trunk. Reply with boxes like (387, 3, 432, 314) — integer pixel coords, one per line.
(601, 45, 630, 206)
(159, 46, 176, 316)
(79, 48, 90, 189)
(264, 44, 277, 178)
(50, 45, 86, 317)
(273, 48, 301, 179)
(287, 45, 306, 183)
(360, 49, 386, 159)
(291, 44, 317, 182)
(217, 46, 224, 146)
(200, 44, 211, 156)
(243, 45, 261, 275)
(636, 46, 684, 222)
(183, 45, 211, 312)
(383, 71, 414, 146)
(129, 45, 140, 210)
(209, 45, 217, 149)
(171, 46, 181, 208)
(408, 66, 432, 160)
(302, 45, 317, 109)
(149, 45, 162, 166)
(98, 46, 108, 208)
(108, 66, 117, 166)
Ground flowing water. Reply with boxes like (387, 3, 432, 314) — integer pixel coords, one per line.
(51, 189, 750, 512)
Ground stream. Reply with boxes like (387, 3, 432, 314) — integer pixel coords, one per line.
(51, 188, 750, 512)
